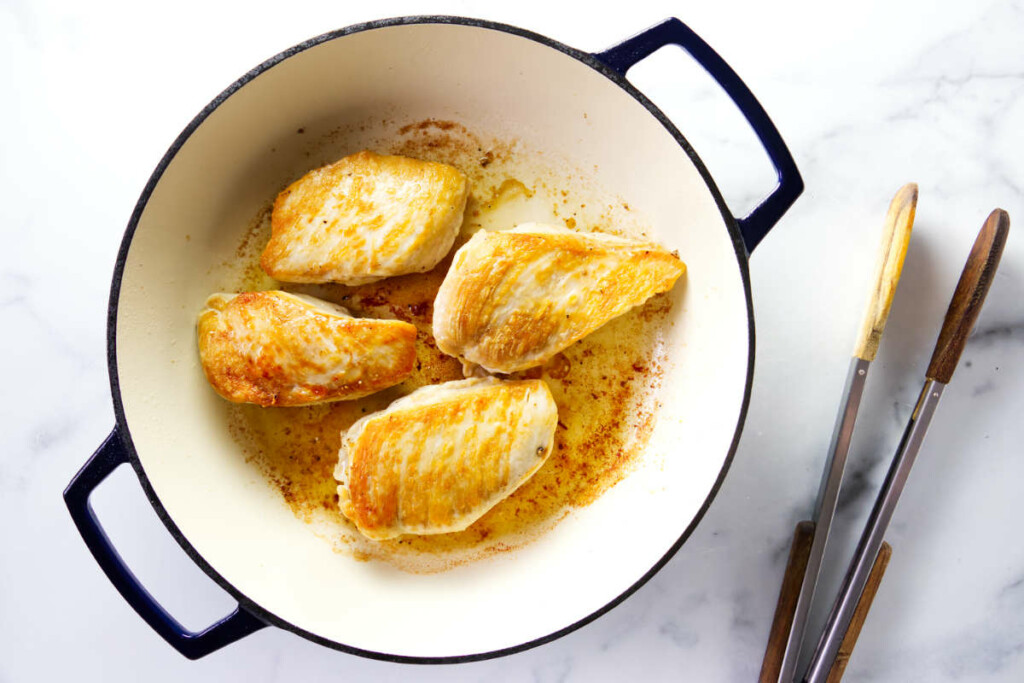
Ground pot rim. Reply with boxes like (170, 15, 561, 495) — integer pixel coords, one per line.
(106, 14, 756, 663)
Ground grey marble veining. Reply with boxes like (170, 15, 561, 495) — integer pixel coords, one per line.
(1, 1, 1022, 682)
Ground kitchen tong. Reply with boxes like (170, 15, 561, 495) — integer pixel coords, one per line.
(759, 186, 1010, 683)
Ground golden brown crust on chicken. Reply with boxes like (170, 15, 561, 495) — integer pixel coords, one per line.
(335, 378, 558, 540)
(260, 151, 469, 285)
(432, 224, 685, 373)
(197, 291, 416, 407)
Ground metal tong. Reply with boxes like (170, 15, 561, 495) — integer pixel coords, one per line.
(759, 190, 1010, 683)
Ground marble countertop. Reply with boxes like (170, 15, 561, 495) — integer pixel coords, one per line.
(3, 0, 1021, 680)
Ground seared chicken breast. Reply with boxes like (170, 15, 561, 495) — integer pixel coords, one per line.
(260, 151, 469, 285)
(197, 291, 416, 407)
(335, 378, 558, 540)
(433, 223, 685, 374)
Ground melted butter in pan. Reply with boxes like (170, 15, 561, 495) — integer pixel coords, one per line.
(223, 119, 676, 573)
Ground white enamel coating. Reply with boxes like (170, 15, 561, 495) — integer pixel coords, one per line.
(113, 22, 750, 658)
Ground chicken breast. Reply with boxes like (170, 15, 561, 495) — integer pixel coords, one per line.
(432, 223, 686, 374)
(197, 291, 416, 407)
(260, 151, 469, 285)
(335, 378, 558, 540)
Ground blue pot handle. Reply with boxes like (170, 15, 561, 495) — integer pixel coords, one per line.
(596, 18, 803, 253)
(64, 429, 267, 659)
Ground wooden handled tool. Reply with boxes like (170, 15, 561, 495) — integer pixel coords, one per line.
(927, 209, 1010, 382)
(759, 184, 916, 683)
(760, 523, 814, 682)
(803, 209, 1010, 683)
(823, 542, 892, 683)
(853, 183, 918, 361)
(761, 536, 893, 683)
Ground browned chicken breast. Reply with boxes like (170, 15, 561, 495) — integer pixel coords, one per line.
(335, 378, 558, 540)
(197, 291, 416, 407)
(260, 151, 469, 285)
(432, 223, 686, 374)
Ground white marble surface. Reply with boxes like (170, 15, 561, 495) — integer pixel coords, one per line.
(2, 0, 1022, 680)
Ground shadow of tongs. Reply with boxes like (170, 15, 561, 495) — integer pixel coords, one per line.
(759, 187, 1010, 683)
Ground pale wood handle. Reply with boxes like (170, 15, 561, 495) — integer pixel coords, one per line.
(825, 542, 893, 682)
(927, 209, 1010, 383)
(759, 521, 815, 683)
(853, 184, 918, 361)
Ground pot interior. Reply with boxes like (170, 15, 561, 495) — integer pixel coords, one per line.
(113, 20, 751, 658)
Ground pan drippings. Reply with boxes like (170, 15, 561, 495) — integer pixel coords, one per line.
(220, 119, 676, 573)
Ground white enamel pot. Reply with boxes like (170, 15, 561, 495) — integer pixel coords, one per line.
(65, 16, 802, 662)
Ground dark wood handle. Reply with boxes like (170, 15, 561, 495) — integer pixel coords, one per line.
(825, 542, 893, 683)
(927, 209, 1010, 383)
(759, 521, 815, 683)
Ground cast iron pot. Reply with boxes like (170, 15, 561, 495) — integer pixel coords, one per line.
(65, 16, 802, 662)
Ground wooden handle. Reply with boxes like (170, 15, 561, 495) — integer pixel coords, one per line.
(759, 521, 815, 683)
(853, 184, 917, 361)
(926, 209, 1010, 383)
(824, 542, 893, 683)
